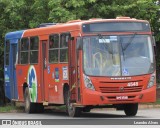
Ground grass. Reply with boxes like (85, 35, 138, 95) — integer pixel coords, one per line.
(141, 99, 160, 105)
(0, 103, 66, 113)
(0, 105, 17, 112)
(0, 103, 24, 113)
(155, 99, 160, 104)
(52, 105, 66, 111)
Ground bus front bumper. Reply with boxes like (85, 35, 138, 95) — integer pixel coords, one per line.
(82, 86, 156, 105)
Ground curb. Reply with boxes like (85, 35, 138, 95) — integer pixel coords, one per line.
(139, 104, 160, 109)
(92, 104, 160, 111)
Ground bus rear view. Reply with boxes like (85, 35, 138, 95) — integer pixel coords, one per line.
(70, 17, 156, 117)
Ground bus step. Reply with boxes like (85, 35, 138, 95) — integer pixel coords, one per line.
(43, 102, 49, 106)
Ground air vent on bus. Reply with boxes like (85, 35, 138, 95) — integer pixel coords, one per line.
(116, 17, 131, 19)
(37, 23, 57, 28)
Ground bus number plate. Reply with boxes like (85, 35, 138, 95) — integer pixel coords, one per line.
(127, 82, 138, 87)
(116, 96, 128, 100)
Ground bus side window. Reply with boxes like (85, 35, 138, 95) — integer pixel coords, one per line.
(60, 33, 69, 62)
(49, 34, 59, 63)
(20, 38, 29, 64)
(5, 40, 10, 65)
(30, 36, 39, 64)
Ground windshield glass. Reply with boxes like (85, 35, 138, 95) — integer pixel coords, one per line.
(83, 35, 155, 76)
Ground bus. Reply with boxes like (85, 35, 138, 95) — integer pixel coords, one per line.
(4, 17, 156, 117)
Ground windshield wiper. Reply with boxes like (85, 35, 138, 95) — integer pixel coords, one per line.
(122, 32, 137, 51)
(121, 32, 137, 61)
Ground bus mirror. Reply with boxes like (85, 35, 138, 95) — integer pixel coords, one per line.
(70, 37, 74, 40)
(152, 36, 156, 46)
(66, 35, 73, 42)
(152, 36, 156, 56)
(76, 38, 82, 50)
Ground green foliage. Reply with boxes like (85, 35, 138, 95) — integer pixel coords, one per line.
(0, 105, 16, 112)
(0, 104, 24, 112)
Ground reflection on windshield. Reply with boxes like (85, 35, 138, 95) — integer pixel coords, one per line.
(83, 36, 121, 76)
(121, 35, 154, 76)
(83, 35, 155, 76)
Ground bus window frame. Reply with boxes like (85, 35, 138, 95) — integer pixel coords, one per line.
(29, 36, 39, 65)
(19, 37, 29, 65)
(48, 34, 60, 64)
(5, 40, 10, 66)
(59, 33, 70, 63)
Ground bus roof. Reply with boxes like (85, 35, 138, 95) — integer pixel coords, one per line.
(23, 18, 149, 37)
(5, 30, 25, 40)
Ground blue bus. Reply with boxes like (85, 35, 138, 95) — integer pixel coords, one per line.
(4, 30, 24, 100)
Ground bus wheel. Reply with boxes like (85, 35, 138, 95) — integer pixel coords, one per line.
(65, 91, 81, 117)
(24, 88, 35, 113)
(124, 103, 138, 116)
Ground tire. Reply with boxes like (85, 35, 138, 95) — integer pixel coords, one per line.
(124, 103, 138, 116)
(65, 90, 81, 117)
(24, 88, 36, 113)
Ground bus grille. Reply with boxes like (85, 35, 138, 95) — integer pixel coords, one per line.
(99, 86, 143, 93)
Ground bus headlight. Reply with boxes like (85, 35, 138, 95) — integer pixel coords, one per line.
(83, 74, 95, 90)
(147, 73, 155, 89)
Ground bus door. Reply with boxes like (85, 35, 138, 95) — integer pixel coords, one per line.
(40, 40, 48, 101)
(10, 43, 18, 99)
(68, 36, 79, 102)
(4, 40, 11, 100)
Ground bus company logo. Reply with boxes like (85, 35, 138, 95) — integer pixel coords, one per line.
(110, 77, 131, 80)
(27, 65, 37, 102)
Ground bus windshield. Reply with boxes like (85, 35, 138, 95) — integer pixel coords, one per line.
(83, 35, 155, 76)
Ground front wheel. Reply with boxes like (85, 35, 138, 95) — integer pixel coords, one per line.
(124, 103, 138, 116)
(65, 91, 81, 117)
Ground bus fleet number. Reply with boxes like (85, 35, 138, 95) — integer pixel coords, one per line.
(127, 82, 138, 87)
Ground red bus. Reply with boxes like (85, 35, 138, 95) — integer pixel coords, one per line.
(8, 17, 156, 117)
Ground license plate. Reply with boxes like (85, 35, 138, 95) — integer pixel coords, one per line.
(116, 96, 128, 100)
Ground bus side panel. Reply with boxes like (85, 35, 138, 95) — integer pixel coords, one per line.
(16, 65, 29, 101)
(10, 43, 18, 100)
(16, 65, 42, 102)
(35, 65, 42, 103)
(47, 64, 68, 104)
(4, 43, 18, 100)
(4, 66, 11, 100)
